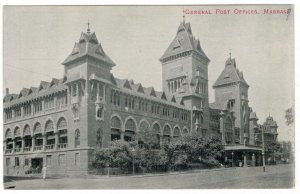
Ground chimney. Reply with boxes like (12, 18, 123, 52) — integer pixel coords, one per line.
(6, 88, 9, 96)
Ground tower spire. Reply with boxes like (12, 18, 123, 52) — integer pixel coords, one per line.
(87, 20, 91, 34)
(229, 48, 232, 59)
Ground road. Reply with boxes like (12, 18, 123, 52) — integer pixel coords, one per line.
(4, 164, 294, 189)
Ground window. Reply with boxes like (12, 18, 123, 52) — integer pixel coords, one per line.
(6, 158, 11, 167)
(75, 129, 80, 147)
(34, 101, 43, 113)
(15, 107, 21, 118)
(58, 154, 66, 166)
(225, 117, 233, 144)
(46, 155, 52, 166)
(72, 84, 77, 97)
(75, 153, 80, 166)
(15, 157, 20, 166)
(24, 104, 31, 116)
(25, 159, 29, 166)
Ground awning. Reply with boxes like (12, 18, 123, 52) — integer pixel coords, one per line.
(111, 128, 121, 135)
(224, 144, 263, 151)
(124, 131, 134, 136)
(59, 133, 68, 138)
(47, 135, 55, 140)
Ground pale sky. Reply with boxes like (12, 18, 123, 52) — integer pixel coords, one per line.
(3, 5, 294, 141)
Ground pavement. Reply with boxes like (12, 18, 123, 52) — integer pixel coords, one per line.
(3, 164, 294, 189)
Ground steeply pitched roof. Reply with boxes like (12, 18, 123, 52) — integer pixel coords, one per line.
(213, 57, 249, 88)
(62, 31, 116, 67)
(264, 116, 278, 127)
(3, 78, 67, 107)
(160, 21, 209, 62)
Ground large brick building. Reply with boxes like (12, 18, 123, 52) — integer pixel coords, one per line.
(3, 19, 277, 176)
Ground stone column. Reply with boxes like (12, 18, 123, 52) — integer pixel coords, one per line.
(219, 112, 225, 144)
(243, 151, 247, 167)
(21, 137, 25, 152)
(42, 100, 45, 113)
(120, 131, 124, 141)
(31, 103, 34, 116)
(251, 153, 256, 167)
(21, 106, 24, 118)
(55, 132, 59, 150)
(12, 138, 16, 153)
(32, 135, 35, 151)
(160, 134, 163, 146)
(43, 134, 47, 150)
(3, 140, 7, 153)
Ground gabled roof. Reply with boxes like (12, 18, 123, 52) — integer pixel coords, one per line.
(160, 21, 209, 62)
(144, 87, 156, 97)
(50, 78, 60, 87)
(213, 57, 249, 88)
(4, 77, 67, 107)
(19, 88, 30, 98)
(39, 81, 50, 91)
(62, 31, 116, 67)
(264, 116, 278, 127)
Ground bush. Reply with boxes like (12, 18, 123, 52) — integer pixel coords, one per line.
(92, 135, 224, 174)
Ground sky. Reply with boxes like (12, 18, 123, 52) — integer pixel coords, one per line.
(2, 5, 294, 141)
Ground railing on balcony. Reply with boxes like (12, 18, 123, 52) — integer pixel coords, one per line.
(34, 146, 43, 151)
(5, 149, 12, 154)
(57, 143, 68, 150)
(14, 148, 21, 153)
(23, 147, 31, 152)
(45, 144, 55, 150)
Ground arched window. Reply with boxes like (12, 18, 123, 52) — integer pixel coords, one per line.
(182, 128, 189, 135)
(23, 125, 31, 136)
(163, 125, 171, 144)
(124, 118, 136, 141)
(5, 128, 13, 150)
(111, 116, 121, 141)
(57, 117, 68, 149)
(57, 117, 67, 130)
(33, 122, 42, 134)
(152, 123, 161, 146)
(14, 127, 21, 138)
(225, 117, 233, 144)
(14, 127, 22, 150)
(138, 121, 150, 144)
(125, 119, 136, 132)
(45, 120, 54, 132)
(23, 125, 32, 148)
(173, 127, 181, 139)
(75, 129, 80, 147)
(5, 128, 12, 138)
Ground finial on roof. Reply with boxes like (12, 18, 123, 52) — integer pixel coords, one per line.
(87, 20, 91, 33)
(182, 8, 185, 24)
(229, 48, 232, 59)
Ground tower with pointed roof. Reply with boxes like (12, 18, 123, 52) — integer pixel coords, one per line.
(160, 18, 210, 136)
(62, 24, 116, 148)
(212, 56, 250, 144)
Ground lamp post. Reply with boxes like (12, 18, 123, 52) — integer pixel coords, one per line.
(132, 147, 135, 176)
(261, 125, 266, 172)
(231, 152, 234, 168)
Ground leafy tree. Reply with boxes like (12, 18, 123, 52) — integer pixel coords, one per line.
(285, 106, 294, 126)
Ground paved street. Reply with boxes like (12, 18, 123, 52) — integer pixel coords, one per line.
(4, 164, 294, 189)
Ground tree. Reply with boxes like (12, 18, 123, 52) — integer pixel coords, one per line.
(285, 106, 294, 126)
